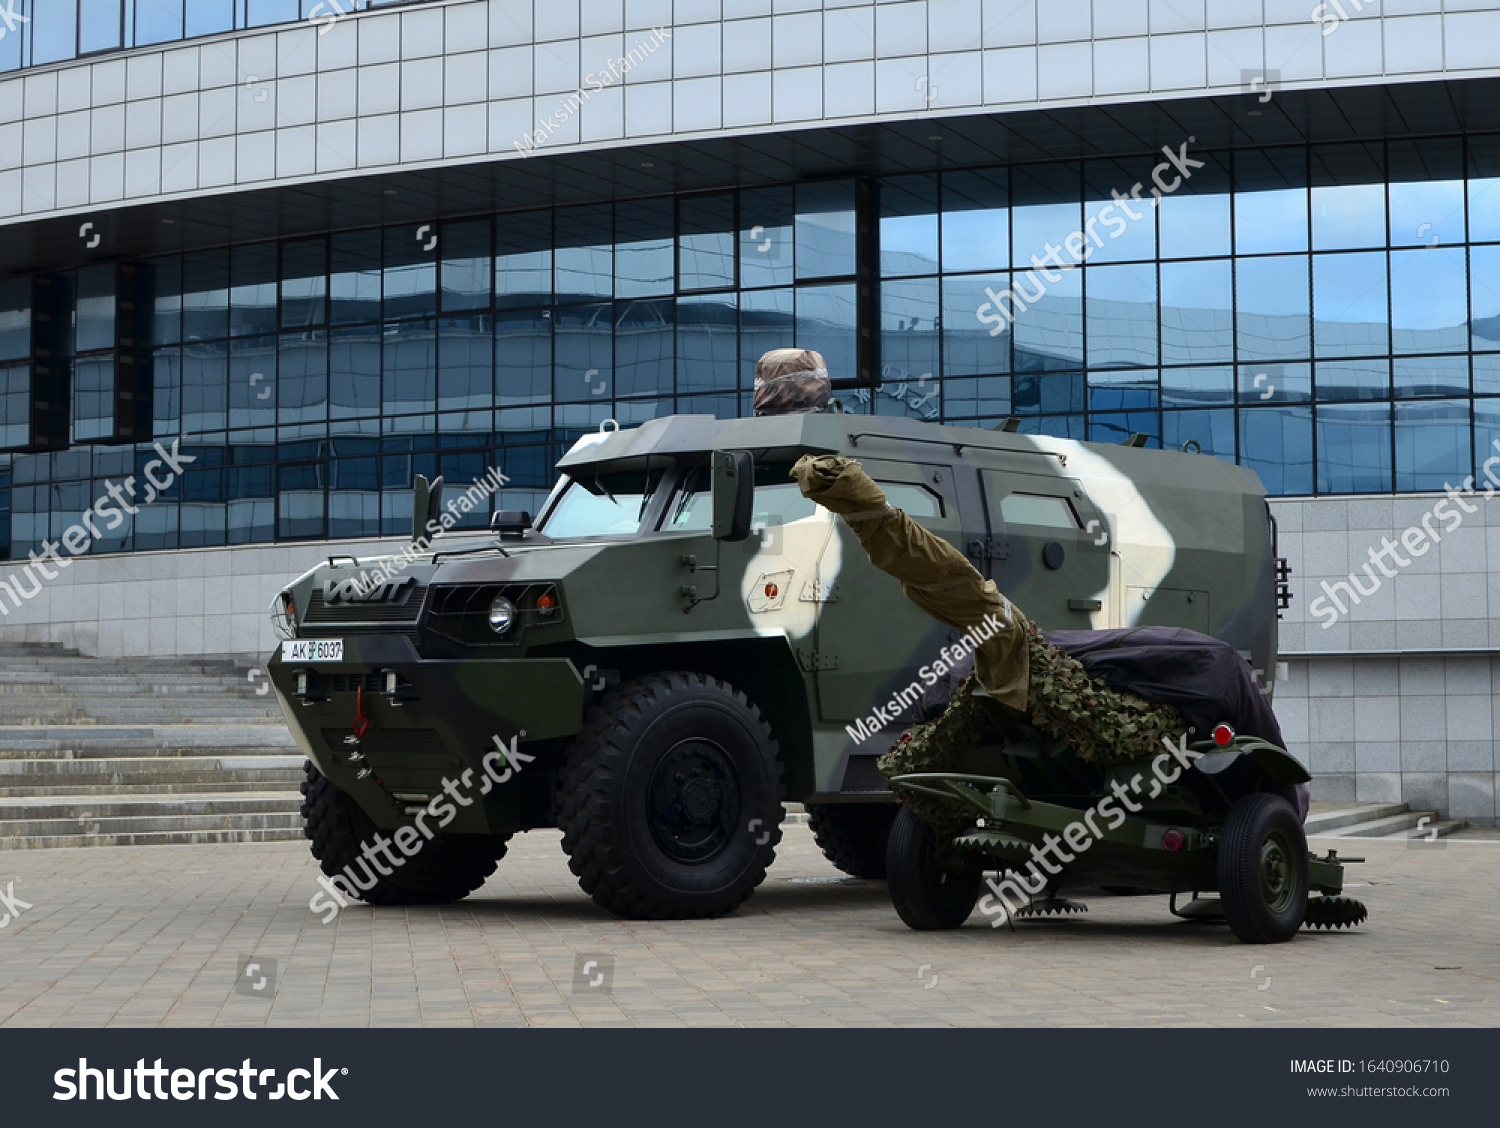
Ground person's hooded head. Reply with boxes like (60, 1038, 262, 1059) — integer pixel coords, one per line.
(752, 348, 831, 416)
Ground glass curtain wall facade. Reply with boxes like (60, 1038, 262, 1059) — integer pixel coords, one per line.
(4, 134, 1500, 559)
(0, 0, 427, 72)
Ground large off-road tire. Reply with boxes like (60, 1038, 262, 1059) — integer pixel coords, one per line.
(300, 760, 502, 905)
(557, 672, 784, 920)
(807, 802, 897, 879)
(886, 806, 982, 930)
(1217, 792, 1309, 944)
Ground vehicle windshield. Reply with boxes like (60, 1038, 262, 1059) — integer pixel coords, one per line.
(538, 469, 665, 538)
(665, 463, 819, 532)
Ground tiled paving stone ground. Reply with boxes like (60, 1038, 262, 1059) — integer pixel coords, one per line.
(0, 825, 1494, 1027)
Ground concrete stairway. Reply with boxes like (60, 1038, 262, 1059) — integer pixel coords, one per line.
(0, 643, 304, 848)
(1305, 801, 1466, 840)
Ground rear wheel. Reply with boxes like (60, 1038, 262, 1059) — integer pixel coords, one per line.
(886, 807, 982, 930)
(300, 761, 502, 905)
(1217, 792, 1309, 944)
(806, 803, 897, 879)
(557, 672, 784, 919)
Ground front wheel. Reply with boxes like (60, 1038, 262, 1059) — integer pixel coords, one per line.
(300, 761, 502, 905)
(885, 807, 982, 930)
(557, 672, 784, 920)
(1217, 792, 1309, 944)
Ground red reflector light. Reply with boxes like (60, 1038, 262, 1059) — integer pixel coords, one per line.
(536, 590, 558, 617)
(1162, 828, 1187, 852)
(1212, 723, 1234, 746)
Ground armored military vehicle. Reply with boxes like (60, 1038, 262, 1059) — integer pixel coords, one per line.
(267, 412, 1289, 920)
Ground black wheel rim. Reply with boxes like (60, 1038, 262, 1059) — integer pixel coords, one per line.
(646, 738, 742, 863)
(1259, 830, 1296, 914)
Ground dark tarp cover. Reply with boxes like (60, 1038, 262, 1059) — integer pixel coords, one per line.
(1043, 625, 1286, 748)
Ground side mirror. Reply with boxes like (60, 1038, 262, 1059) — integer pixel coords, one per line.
(411, 474, 444, 546)
(711, 451, 754, 541)
(490, 510, 532, 539)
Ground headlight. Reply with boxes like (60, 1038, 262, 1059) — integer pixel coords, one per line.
(487, 594, 516, 634)
(269, 591, 297, 641)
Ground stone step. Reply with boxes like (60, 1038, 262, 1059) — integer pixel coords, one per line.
(0, 790, 302, 827)
(0, 744, 297, 761)
(1303, 802, 1410, 835)
(1378, 817, 1468, 840)
(1311, 810, 1457, 838)
(0, 824, 306, 849)
(0, 754, 305, 794)
(0, 725, 297, 752)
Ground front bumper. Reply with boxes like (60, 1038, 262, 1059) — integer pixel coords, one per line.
(268, 634, 586, 834)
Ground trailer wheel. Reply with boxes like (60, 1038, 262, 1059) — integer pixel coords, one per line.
(1217, 792, 1309, 944)
(886, 807, 982, 930)
(807, 803, 897, 879)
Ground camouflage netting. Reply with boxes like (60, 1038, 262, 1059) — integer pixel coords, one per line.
(790, 453, 1185, 836)
(753, 348, 832, 417)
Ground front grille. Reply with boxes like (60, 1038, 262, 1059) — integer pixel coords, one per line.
(304, 579, 428, 626)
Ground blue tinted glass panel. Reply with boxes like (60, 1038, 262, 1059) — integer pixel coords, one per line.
(181, 340, 228, 433)
(1089, 411, 1159, 447)
(230, 244, 279, 338)
(278, 331, 327, 424)
(1468, 136, 1500, 243)
(1316, 359, 1388, 402)
(676, 293, 737, 393)
(32, 2, 78, 64)
(1158, 193, 1230, 260)
(795, 181, 856, 280)
(75, 266, 116, 353)
(1472, 398, 1500, 484)
(615, 200, 673, 299)
(1389, 180, 1464, 247)
(1471, 246, 1500, 352)
(1394, 355, 1467, 398)
(182, 250, 229, 342)
(941, 170, 1007, 273)
(1311, 142, 1386, 249)
(330, 231, 381, 326)
(1395, 398, 1469, 492)
(941, 376, 1009, 420)
(1012, 202, 1080, 270)
(184, 0, 234, 37)
(228, 335, 277, 429)
(439, 220, 491, 312)
(149, 255, 182, 346)
(1030, 414, 1085, 440)
(1238, 362, 1310, 404)
(1163, 409, 1235, 461)
(277, 461, 325, 539)
(615, 298, 673, 397)
(1013, 266, 1082, 372)
(495, 308, 551, 404)
(679, 195, 736, 292)
(495, 211, 553, 309)
(1235, 148, 1308, 255)
(1013, 373, 1084, 415)
(553, 303, 613, 403)
(1161, 259, 1231, 364)
(0, 278, 26, 361)
(1087, 369, 1157, 411)
(80, 0, 124, 53)
(1236, 255, 1309, 361)
(944, 273, 1009, 376)
(1313, 251, 1388, 358)
(740, 287, 793, 378)
(1084, 157, 1156, 264)
(329, 456, 381, 538)
(72, 356, 115, 443)
(1086, 263, 1156, 367)
(329, 323, 381, 419)
(1475, 356, 1500, 395)
(384, 225, 438, 321)
(281, 238, 326, 329)
(882, 277, 939, 386)
(1161, 365, 1232, 407)
(247, 0, 300, 26)
(437, 315, 493, 411)
(740, 187, 793, 289)
(1390, 248, 1466, 354)
(153, 346, 181, 433)
(556, 206, 613, 302)
(1240, 405, 1312, 495)
(383, 319, 436, 416)
(880, 175, 938, 278)
(1317, 402, 1391, 493)
(134, 0, 185, 44)
(794, 283, 856, 381)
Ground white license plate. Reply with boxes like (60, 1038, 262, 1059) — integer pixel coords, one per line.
(282, 639, 344, 662)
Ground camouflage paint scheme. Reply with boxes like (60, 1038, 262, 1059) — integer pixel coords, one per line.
(266, 412, 1281, 839)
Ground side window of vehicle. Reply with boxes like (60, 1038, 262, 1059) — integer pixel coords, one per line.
(999, 492, 1079, 529)
(880, 482, 943, 518)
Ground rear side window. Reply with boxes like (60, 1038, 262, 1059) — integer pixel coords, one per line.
(883, 483, 942, 518)
(1000, 493, 1078, 529)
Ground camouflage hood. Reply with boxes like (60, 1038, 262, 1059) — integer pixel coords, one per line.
(753, 348, 832, 416)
